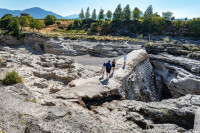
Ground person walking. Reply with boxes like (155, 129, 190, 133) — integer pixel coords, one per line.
(105, 60, 112, 78)
(124, 54, 127, 66)
(112, 59, 116, 73)
(101, 63, 106, 78)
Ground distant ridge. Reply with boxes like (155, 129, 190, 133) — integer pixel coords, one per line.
(0, 7, 145, 19)
(0, 7, 72, 19)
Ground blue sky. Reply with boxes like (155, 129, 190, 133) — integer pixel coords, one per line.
(0, 0, 199, 18)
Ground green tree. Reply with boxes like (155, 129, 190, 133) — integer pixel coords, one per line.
(44, 15, 57, 26)
(20, 13, 30, 16)
(151, 17, 166, 33)
(98, 8, 105, 20)
(122, 4, 131, 21)
(173, 20, 184, 31)
(144, 5, 153, 20)
(35, 21, 45, 31)
(73, 19, 82, 29)
(113, 4, 122, 21)
(92, 9, 97, 20)
(133, 7, 140, 20)
(90, 22, 98, 32)
(152, 12, 160, 17)
(187, 18, 200, 35)
(162, 11, 173, 21)
(79, 8, 85, 20)
(85, 7, 90, 19)
(19, 16, 30, 29)
(185, 17, 188, 22)
(0, 14, 13, 29)
(8, 17, 21, 38)
(171, 16, 175, 21)
(106, 10, 112, 20)
(101, 21, 111, 34)
(29, 19, 38, 32)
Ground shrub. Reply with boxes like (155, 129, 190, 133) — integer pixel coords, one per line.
(138, 34, 143, 39)
(160, 109, 168, 116)
(0, 14, 13, 30)
(82, 24, 90, 31)
(67, 22, 73, 30)
(0, 58, 4, 65)
(56, 21, 61, 25)
(163, 37, 170, 43)
(73, 19, 82, 29)
(173, 20, 184, 31)
(90, 22, 98, 32)
(187, 18, 200, 35)
(151, 17, 166, 33)
(44, 15, 57, 26)
(101, 21, 111, 34)
(2, 71, 24, 85)
(8, 17, 22, 38)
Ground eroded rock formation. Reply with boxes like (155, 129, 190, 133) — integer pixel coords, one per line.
(1, 35, 200, 132)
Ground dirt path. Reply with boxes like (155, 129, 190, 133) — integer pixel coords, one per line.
(72, 54, 123, 67)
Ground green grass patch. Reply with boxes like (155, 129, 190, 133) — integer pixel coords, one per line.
(54, 30, 87, 35)
(38, 32, 141, 42)
(2, 71, 24, 85)
(160, 109, 168, 116)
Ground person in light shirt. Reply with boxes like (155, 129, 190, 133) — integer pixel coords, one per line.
(124, 54, 127, 66)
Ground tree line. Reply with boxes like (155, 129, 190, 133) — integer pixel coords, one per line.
(0, 13, 57, 38)
(75, 4, 200, 36)
(79, 4, 175, 21)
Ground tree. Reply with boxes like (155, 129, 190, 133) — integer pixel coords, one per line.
(73, 19, 82, 29)
(101, 21, 111, 34)
(171, 16, 175, 21)
(152, 12, 160, 17)
(151, 17, 166, 33)
(44, 15, 57, 26)
(106, 10, 112, 20)
(85, 7, 90, 19)
(90, 22, 98, 32)
(0, 14, 13, 29)
(122, 4, 131, 21)
(133, 7, 140, 20)
(173, 20, 184, 31)
(35, 21, 45, 31)
(185, 17, 188, 22)
(19, 16, 30, 29)
(29, 19, 38, 32)
(162, 11, 173, 21)
(144, 5, 153, 20)
(79, 8, 85, 20)
(113, 4, 122, 21)
(20, 13, 30, 16)
(98, 8, 105, 20)
(9, 17, 21, 38)
(187, 18, 200, 35)
(92, 9, 97, 20)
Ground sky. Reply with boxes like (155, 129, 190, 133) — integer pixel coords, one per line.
(0, 0, 199, 18)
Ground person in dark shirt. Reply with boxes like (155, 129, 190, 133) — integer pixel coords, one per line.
(105, 60, 112, 78)
(112, 59, 116, 74)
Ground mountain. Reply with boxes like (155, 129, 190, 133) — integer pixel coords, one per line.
(0, 7, 65, 19)
(0, 7, 144, 19)
(65, 14, 79, 19)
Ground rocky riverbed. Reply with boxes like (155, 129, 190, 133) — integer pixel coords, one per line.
(0, 34, 200, 133)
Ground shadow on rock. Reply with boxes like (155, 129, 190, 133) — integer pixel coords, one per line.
(100, 78, 109, 85)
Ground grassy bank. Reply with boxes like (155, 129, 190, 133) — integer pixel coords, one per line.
(37, 30, 142, 42)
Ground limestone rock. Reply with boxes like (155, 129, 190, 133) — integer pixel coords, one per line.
(34, 42, 42, 51)
(150, 54, 200, 99)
